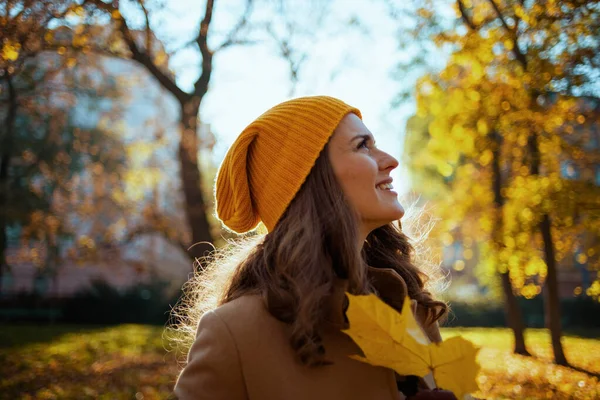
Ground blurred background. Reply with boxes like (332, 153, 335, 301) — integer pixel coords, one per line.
(0, 0, 599, 399)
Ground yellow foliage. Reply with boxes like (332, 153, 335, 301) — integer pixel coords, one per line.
(463, 248, 473, 260)
(66, 57, 77, 68)
(406, 0, 600, 298)
(520, 283, 541, 299)
(454, 260, 465, 271)
(343, 293, 480, 399)
(525, 256, 547, 277)
(124, 168, 163, 201)
(1, 42, 20, 61)
(586, 281, 600, 298)
(478, 150, 493, 167)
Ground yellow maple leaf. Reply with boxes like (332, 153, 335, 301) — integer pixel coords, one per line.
(343, 293, 480, 399)
(429, 336, 480, 398)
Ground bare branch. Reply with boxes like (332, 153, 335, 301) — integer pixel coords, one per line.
(193, 0, 215, 99)
(265, 21, 306, 96)
(83, 0, 189, 104)
(513, 8, 521, 37)
(138, 0, 153, 57)
(217, 39, 258, 50)
(215, 0, 254, 52)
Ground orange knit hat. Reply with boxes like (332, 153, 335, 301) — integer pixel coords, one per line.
(215, 96, 362, 233)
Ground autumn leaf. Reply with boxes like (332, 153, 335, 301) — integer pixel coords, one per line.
(343, 292, 431, 377)
(429, 336, 481, 398)
(343, 293, 480, 399)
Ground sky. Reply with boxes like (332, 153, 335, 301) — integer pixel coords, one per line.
(119, 0, 447, 196)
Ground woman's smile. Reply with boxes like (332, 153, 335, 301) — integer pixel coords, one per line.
(376, 179, 396, 193)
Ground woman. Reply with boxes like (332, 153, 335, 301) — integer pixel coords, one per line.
(173, 96, 450, 399)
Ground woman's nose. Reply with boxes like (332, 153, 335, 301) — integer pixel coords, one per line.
(378, 150, 399, 171)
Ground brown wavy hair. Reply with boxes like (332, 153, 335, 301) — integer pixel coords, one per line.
(170, 143, 448, 367)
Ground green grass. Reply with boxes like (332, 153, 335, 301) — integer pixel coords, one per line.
(443, 328, 600, 399)
(0, 324, 598, 399)
(0, 324, 180, 400)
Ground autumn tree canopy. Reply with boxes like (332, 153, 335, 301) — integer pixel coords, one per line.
(400, 0, 600, 365)
(0, 1, 135, 294)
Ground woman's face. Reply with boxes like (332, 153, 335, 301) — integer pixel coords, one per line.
(328, 113, 404, 237)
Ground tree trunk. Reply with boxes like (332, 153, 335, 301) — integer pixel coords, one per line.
(0, 73, 17, 297)
(48, 243, 60, 296)
(86, 0, 220, 265)
(491, 130, 530, 356)
(528, 130, 569, 366)
(50, 243, 60, 324)
(540, 214, 568, 365)
(179, 98, 214, 262)
(500, 271, 530, 355)
(0, 150, 7, 297)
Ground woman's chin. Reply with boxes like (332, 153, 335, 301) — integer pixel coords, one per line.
(390, 205, 405, 221)
(362, 206, 406, 231)
(367, 217, 405, 232)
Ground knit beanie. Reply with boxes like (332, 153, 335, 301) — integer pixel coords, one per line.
(215, 96, 362, 233)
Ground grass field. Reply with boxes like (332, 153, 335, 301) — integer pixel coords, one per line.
(0, 325, 598, 399)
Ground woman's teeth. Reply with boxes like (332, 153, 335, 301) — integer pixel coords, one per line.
(376, 183, 393, 190)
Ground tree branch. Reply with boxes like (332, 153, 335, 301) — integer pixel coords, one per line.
(215, 0, 254, 51)
(488, 0, 512, 33)
(84, 0, 189, 104)
(138, 0, 153, 57)
(487, 0, 528, 68)
(193, 0, 215, 99)
(456, 0, 476, 30)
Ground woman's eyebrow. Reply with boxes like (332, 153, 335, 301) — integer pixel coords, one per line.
(350, 133, 374, 143)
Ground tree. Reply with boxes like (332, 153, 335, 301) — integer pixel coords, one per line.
(0, 0, 129, 296)
(405, 110, 532, 357)
(402, 0, 600, 365)
(1, 0, 78, 295)
(68, 0, 256, 262)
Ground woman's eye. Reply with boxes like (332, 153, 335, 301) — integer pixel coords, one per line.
(358, 139, 369, 150)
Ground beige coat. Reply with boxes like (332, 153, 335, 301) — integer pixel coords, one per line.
(173, 268, 441, 400)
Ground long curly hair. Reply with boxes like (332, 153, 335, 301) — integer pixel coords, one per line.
(170, 143, 448, 367)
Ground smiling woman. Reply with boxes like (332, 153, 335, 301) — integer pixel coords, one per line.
(171, 96, 451, 400)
